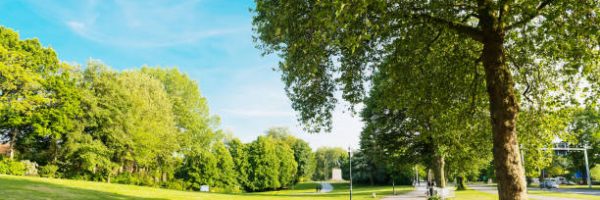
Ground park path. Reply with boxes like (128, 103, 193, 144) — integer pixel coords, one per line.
(320, 182, 333, 193)
(381, 186, 428, 200)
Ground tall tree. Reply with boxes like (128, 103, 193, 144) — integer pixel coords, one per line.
(266, 127, 313, 183)
(226, 138, 251, 190)
(313, 147, 347, 180)
(253, 1, 598, 199)
(0, 27, 62, 160)
(291, 139, 314, 183)
(140, 67, 218, 152)
(212, 141, 238, 190)
(246, 136, 280, 191)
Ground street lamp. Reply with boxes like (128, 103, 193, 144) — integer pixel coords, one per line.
(386, 151, 395, 195)
(348, 147, 353, 200)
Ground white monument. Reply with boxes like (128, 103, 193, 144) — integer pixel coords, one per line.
(331, 168, 343, 181)
(200, 185, 209, 192)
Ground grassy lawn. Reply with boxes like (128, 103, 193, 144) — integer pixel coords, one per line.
(528, 184, 600, 190)
(528, 190, 600, 200)
(451, 189, 497, 200)
(0, 175, 411, 200)
(553, 185, 600, 190)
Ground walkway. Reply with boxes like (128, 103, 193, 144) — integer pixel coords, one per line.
(320, 182, 333, 193)
(381, 186, 428, 200)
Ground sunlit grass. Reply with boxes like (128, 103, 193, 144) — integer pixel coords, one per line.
(0, 175, 412, 200)
(528, 190, 599, 200)
(450, 189, 497, 200)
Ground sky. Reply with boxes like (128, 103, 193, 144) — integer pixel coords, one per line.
(0, 0, 363, 149)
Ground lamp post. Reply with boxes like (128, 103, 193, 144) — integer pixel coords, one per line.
(348, 147, 353, 200)
(386, 151, 395, 195)
(583, 144, 591, 189)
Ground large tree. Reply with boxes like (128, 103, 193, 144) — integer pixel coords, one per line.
(253, 1, 598, 199)
(0, 27, 64, 160)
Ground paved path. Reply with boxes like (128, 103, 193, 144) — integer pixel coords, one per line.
(381, 186, 428, 200)
(320, 182, 333, 193)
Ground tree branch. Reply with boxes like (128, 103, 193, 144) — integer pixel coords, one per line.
(505, 0, 554, 30)
(418, 14, 483, 42)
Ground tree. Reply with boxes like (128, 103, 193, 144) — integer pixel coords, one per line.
(226, 138, 251, 190)
(140, 67, 219, 153)
(266, 127, 313, 183)
(253, 1, 599, 199)
(313, 147, 347, 180)
(246, 136, 280, 191)
(291, 139, 314, 183)
(212, 141, 238, 191)
(274, 142, 297, 188)
(17, 63, 85, 166)
(566, 107, 600, 184)
(0, 27, 63, 160)
(177, 149, 218, 191)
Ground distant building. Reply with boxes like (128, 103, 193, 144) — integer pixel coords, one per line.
(0, 143, 12, 157)
(331, 168, 343, 181)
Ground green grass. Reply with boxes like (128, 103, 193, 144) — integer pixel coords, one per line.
(0, 175, 411, 200)
(528, 190, 600, 200)
(552, 185, 600, 190)
(529, 184, 600, 190)
(451, 189, 497, 200)
(451, 188, 600, 200)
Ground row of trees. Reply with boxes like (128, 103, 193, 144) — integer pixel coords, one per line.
(0, 27, 317, 192)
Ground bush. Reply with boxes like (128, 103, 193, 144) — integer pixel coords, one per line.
(165, 179, 187, 190)
(39, 165, 59, 178)
(0, 159, 26, 176)
(591, 165, 600, 181)
(0, 160, 8, 174)
(7, 160, 26, 175)
(21, 160, 38, 176)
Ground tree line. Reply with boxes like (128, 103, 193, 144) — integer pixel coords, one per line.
(0, 27, 322, 192)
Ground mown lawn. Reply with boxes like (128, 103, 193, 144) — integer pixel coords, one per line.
(528, 190, 600, 200)
(451, 186, 600, 200)
(0, 175, 411, 200)
(451, 189, 497, 200)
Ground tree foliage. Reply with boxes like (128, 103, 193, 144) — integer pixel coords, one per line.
(253, 1, 598, 198)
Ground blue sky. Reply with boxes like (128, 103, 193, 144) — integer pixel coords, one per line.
(0, 0, 362, 149)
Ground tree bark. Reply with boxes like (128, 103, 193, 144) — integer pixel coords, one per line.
(479, 8, 528, 199)
(456, 175, 468, 190)
(433, 154, 446, 188)
(9, 128, 17, 160)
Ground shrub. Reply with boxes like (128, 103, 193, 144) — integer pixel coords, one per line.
(7, 160, 26, 175)
(39, 165, 59, 178)
(21, 160, 38, 176)
(0, 159, 8, 174)
(165, 179, 187, 191)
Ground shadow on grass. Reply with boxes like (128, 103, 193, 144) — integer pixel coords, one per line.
(0, 177, 164, 200)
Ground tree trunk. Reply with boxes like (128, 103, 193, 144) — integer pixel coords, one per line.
(433, 154, 446, 188)
(456, 175, 468, 190)
(9, 128, 17, 160)
(480, 13, 527, 200)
